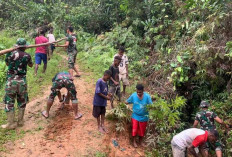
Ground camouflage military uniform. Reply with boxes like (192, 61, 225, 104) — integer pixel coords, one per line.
(48, 71, 78, 103)
(66, 34, 77, 69)
(68, 50, 77, 69)
(195, 110, 222, 151)
(4, 50, 32, 112)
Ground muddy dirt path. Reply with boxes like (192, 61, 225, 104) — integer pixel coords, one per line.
(1, 63, 145, 157)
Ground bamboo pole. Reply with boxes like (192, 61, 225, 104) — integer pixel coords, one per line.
(0, 37, 66, 56)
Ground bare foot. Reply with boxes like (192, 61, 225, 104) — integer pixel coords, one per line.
(133, 141, 138, 148)
(140, 142, 147, 147)
(41, 111, 49, 118)
(101, 126, 108, 133)
(74, 113, 83, 120)
(98, 127, 105, 134)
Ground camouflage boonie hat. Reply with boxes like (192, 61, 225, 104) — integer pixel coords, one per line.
(200, 101, 210, 108)
(15, 38, 28, 47)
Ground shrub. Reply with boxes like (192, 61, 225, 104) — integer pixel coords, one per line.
(146, 95, 186, 156)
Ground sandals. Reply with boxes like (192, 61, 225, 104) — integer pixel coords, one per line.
(74, 113, 83, 120)
(74, 74, 81, 77)
(42, 111, 83, 120)
(41, 111, 49, 119)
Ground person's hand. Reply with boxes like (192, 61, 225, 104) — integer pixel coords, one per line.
(106, 95, 111, 100)
(126, 105, 132, 111)
(14, 45, 19, 50)
(114, 82, 119, 86)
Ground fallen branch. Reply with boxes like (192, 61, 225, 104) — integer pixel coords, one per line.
(0, 37, 66, 56)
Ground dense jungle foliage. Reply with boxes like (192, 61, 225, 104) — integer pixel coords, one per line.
(0, 0, 232, 156)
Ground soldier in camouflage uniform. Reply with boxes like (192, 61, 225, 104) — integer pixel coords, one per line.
(193, 101, 229, 157)
(41, 71, 82, 119)
(55, 26, 81, 78)
(2, 38, 33, 129)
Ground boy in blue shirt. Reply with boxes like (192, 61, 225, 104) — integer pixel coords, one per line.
(126, 84, 153, 148)
(93, 70, 112, 133)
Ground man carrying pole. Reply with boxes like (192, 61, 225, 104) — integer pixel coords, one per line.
(55, 26, 81, 78)
(1, 38, 33, 129)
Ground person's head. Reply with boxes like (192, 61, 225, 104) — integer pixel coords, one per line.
(208, 129, 219, 143)
(118, 46, 125, 56)
(200, 100, 210, 109)
(136, 84, 144, 97)
(49, 29, 53, 34)
(103, 70, 112, 81)
(67, 26, 74, 34)
(39, 29, 46, 36)
(15, 38, 28, 51)
(113, 56, 121, 67)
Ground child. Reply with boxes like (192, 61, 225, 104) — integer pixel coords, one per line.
(93, 70, 112, 133)
(126, 84, 153, 148)
(35, 29, 49, 76)
(109, 56, 122, 108)
(114, 46, 129, 96)
(47, 28, 56, 56)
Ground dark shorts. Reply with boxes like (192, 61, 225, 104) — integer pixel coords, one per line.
(50, 44, 55, 52)
(35, 53, 47, 64)
(109, 85, 121, 99)
(92, 106, 106, 118)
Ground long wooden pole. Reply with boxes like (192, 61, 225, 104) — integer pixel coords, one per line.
(0, 37, 66, 56)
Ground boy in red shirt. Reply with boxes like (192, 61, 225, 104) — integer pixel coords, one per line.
(35, 29, 49, 76)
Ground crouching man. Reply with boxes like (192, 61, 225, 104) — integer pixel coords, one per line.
(171, 128, 219, 157)
(42, 71, 82, 119)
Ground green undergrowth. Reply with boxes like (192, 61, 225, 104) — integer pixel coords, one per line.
(76, 26, 149, 80)
(95, 151, 107, 157)
(0, 30, 67, 150)
(76, 31, 188, 156)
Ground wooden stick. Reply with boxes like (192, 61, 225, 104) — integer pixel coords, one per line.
(0, 37, 66, 56)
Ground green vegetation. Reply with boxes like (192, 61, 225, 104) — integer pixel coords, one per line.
(0, 0, 232, 156)
(95, 151, 107, 157)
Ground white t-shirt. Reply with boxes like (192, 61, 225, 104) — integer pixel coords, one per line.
(172, 128, 207, 149)
(47, 34, 55, 43)
(114, 54, 129, 74)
